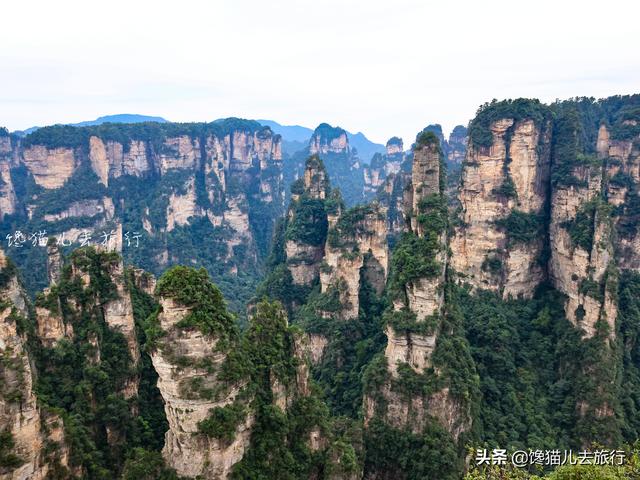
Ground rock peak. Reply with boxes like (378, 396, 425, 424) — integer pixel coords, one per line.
(386, 136, 403, 155)
(303, 154, 330, 200)
(309, 123, 349, 155)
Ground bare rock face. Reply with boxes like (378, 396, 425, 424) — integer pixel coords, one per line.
(304, 333, 328, 365)
(42, 197, 114, 223)
(22, 145, 77, 189)
(383, 326, 436, 375)
(166, 177, 199, 232)
(159, 136, 201, 175)
(89, 136, 152, 183)
(382, 138, 448, 377)
(285, 156, 330, 286)
(303, 155, 330, 200)
(549, 131, 616, 338)
(320, 203, 389, 319)
(102, 257, 141, 398)
(364, 138, 405, 199)
(0, 251, 71, 479)
(89, 135, 109, 186)
(309, 124, 349, 155)
(286, 241, 325, 286)
(598, 124, 640, 271)
(410, 139, 442, 236)
(451, 118, 551, 298)
(0, 147, 17, 218)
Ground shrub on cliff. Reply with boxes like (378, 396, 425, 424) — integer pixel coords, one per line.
(155, 266, 237, 339)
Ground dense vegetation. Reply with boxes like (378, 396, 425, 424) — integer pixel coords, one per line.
(3, 94, 640, 479)
(28, 248, 169, 479)
(468, 99, 552, 148)
(21, 118, 266, 150)
(2, 119, 285, 316)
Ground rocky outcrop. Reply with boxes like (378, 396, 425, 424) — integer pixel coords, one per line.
(451, 117, 551, 298)
(150, 292, 253, 479)
(309, 124, 349, 155)
(286, 241, 325, 286)
(0, 250, 71, 479)
(88, 135, 152, 183)
(446, 125, 467, 165)
(149, 268, 353, 479)
(365, 132, 471, 443)
(0, 136, 17, 219)
(102, 256, 141, 398)
(549, 126, 616, 338)
(42, 197, 114, 223)
(387, 134, 447, 375)
(285, 156, 330, 286)
(21, 146, 77, 189)
(363, 137, 405, 198)
(597, 124, 640, 271)
(409, 138, 444, 236)
(320, 203, 388, 319)
(166, 177, 199, 231)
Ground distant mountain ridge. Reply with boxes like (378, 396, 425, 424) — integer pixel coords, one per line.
(258, 119, 385, 162)
(72, 114, 168, 126)
(13, 114, 169, 136)
(13, 115, 385, 162)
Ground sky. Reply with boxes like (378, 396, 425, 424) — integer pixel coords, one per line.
(1, 0, 639, 146)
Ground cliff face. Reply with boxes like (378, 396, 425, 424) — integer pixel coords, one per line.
(321, 203, 388, 319)
(385, 136, 446, 375)
(451, 116, 551, 298)
(285, 123, 365, 206)
(548, 164, 613, 338)
(149, 288, 253, 478)
(446, 125, 468, 165)
(21, 145, 78, 189)
(363, 137, 405, 198)
(0, 120, 284, 311)
(0, 250, 70, 480)
(598, 124, 640, 271)
(285, 156, 330, 286)
(0, 135, 17, 219)
(364, 132, 472, 450)
(309, 124, 350, 155)
(150, 267, 361, 479)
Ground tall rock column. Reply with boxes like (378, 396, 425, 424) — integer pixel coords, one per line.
(364, 131, 473, 450)
(284, 155, 330, 286)
(549, 117, 616, 338)
(0, 249, 71, 479)
(149, 267, 253, 479)
(385, 132, 448, 377)
(320, 201, 388, 319)
(547, 105, 623, 446)
(0, 131, 17, 219)
(598, 124, 640, 271)
(451, 105, 551, 298)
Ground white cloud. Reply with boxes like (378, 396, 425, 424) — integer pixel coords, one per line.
(1, 0, 638, 147)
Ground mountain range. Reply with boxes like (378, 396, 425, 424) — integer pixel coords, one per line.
(1, 94, 639, 479)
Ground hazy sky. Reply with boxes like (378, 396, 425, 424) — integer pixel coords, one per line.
(2, 0, 639, 145)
